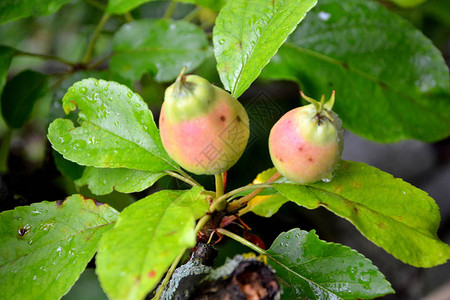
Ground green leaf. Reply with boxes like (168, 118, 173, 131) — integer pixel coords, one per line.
(266, 229, 394, 299)
(96, 188, 208, 300)
(241, 194, 288, 218)
(273, 161, 450, 267)
(76, 167, 166, 195)
(0, 195, 119, 300)
(191, 0, 227, 12)
(213, 0, 317, 97)
(388, 0, 427, 7)
(111, 19, 209, 82)
(237, 167, 288, 217)
(263, 0, 450, 142)
(1, 70, 48, 129)
(0, 0, 72, 25)
(47, 78, 177, 172)
(252, 167, 278, 184)
(107, 0, 156, 13)
(107, 0, 226, 14)
(0, 45, 16, 97)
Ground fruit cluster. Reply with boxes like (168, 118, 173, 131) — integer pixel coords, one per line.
(160, 70, 343, 184)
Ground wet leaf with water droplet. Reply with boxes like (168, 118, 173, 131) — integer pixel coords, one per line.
(76, 167, 166, 195)
(273, 160, 450, 268)
(0, 195, 118, 300)
(111, 19, 209, 82)
(48, 78, 178, 174)
(266, 228, 394, 299)
(96, 187, 208, 300)
(213, 0, 317, 97)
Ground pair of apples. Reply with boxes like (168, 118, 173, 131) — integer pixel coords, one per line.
(159, 70, 343, 184)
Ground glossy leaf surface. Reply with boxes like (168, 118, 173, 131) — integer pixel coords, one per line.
(213, 0, 317, 97)
(1, 70, 48, 128)
(266, 229, 394, 299)
(0, 0, 72, 25)
(76, 167, 166, 195)
(96, 187, 208, 300)
(273, 161, 450, 267)
(263, 0, 450, 142)
(111, 19, 209, 82)
(0, 195, 118, 300)
(48, 78, 177, 172)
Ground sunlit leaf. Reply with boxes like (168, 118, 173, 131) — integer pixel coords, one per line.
(76, 167, 166, 195)
(241, 194, 288, 218)
(213, 0, 317, 97)
(96, 187, 208, 300)
(273, 161, 450, 267)
(0, 195, 118, 300)
(48, 78, 177, 172)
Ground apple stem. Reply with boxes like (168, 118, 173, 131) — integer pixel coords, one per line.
(174, 66, 188, 94)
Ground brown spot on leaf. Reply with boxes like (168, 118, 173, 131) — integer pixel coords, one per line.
(333, 186, 343, 194)
(93, 199, 105, 207)
(308, 157, 314, 162)
(379, 81, 388, 90)
(377, 222, 386, 229)
(298, 147, 303, 152)
(165, 230, 177, 236)
(341, 62, 350, 70)
(148, 270, 156, 278)
(351, 181, 362, 188)
(236, 115, 241, 122)
(18, 227, 30, 237)
(220, 115, 226, 122)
